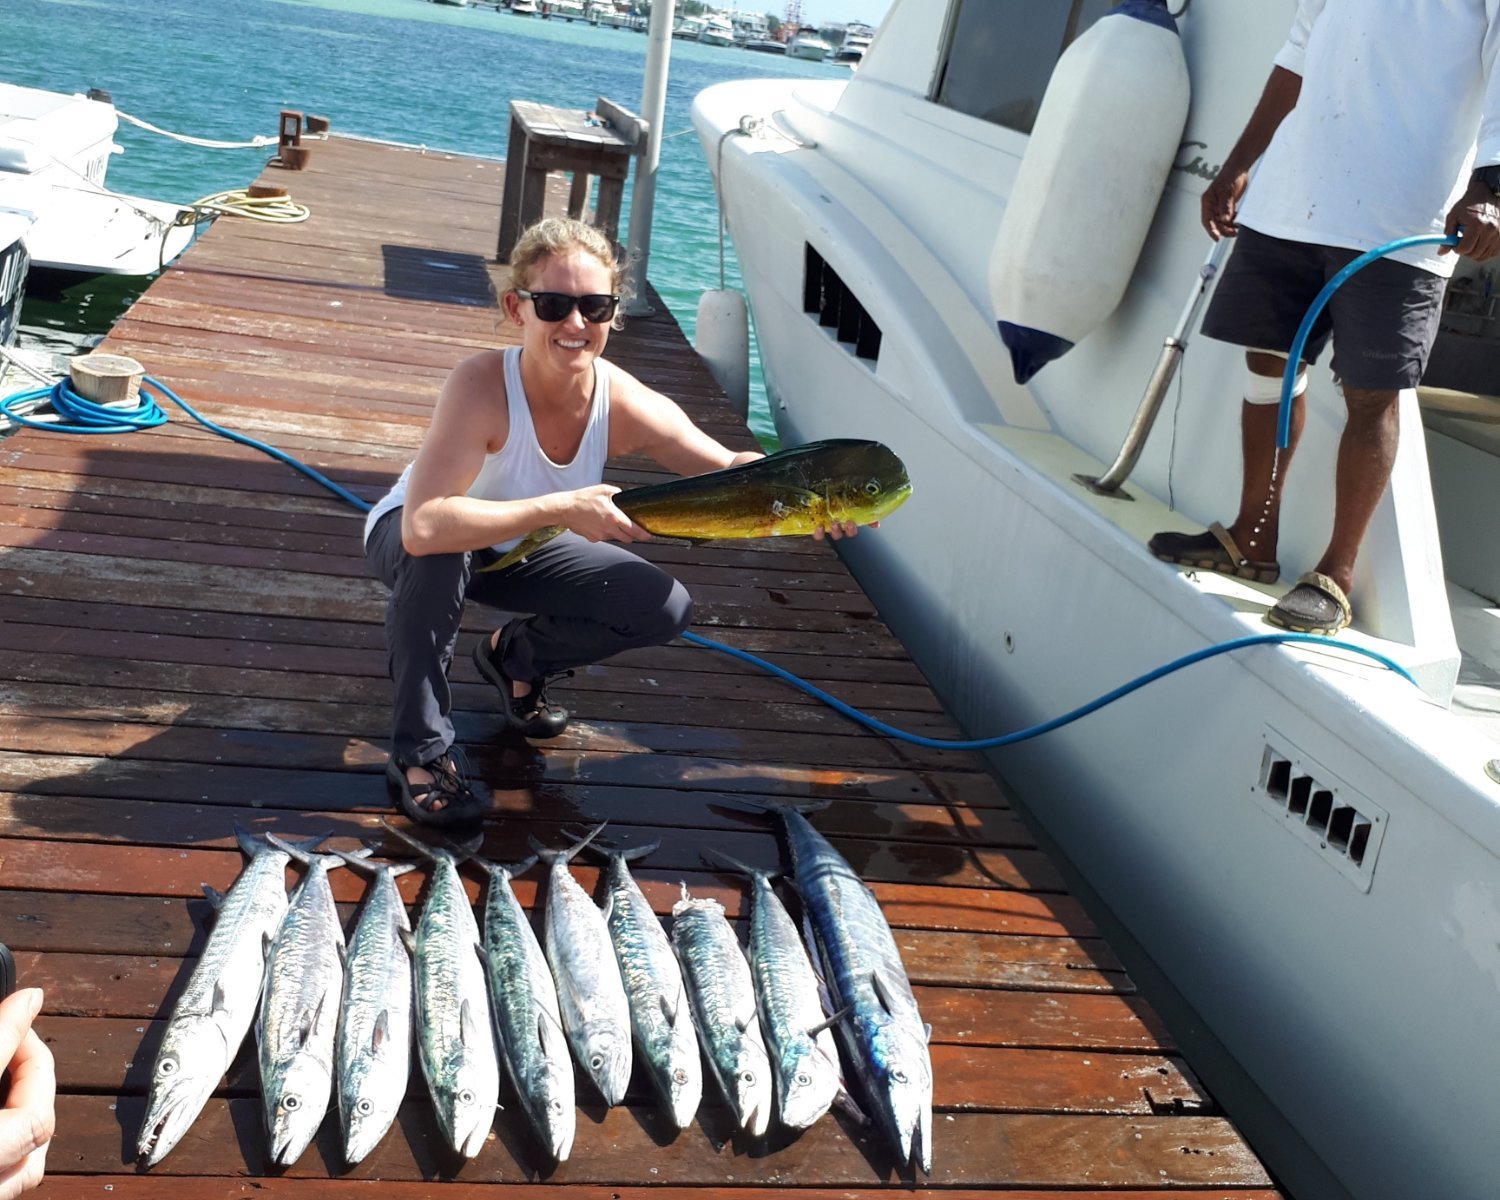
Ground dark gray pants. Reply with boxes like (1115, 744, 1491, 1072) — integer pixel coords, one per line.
(365, 509, 692, 767)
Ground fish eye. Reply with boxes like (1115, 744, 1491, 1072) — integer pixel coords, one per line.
(282, 1095, 301, 1112)
(740, 1070, 756, 1085)
(549, 1098, 564, 1115)
(158, 1058, 177, 1076)
(795, 1071, 812, 1087)
(864, 479, 881, 496)
(356, 1098, 373, 1116)
(590, 1054, 604, 1071)
(458, 1089, 475, 1106)
(672, 1068, 688, 1085)
(891, 1067, 908, 1084)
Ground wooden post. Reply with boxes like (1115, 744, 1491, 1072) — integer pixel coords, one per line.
(69, 354, 144, 406)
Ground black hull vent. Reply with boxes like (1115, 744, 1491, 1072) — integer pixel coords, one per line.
(804, 244, 882, 363)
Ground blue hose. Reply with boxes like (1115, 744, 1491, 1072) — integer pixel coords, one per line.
(1277, 232, 1459, 448)
(2, 373, 372, 512)
(682, 629, 1415, 750)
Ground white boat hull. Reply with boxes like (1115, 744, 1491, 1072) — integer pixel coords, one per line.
(694, 6, 1500, 1193)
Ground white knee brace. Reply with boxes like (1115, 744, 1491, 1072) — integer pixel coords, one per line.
(1244, 358, 1307, 405)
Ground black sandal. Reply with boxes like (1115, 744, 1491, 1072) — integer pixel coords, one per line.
(472, 630, 571, 739)
(385, 750, 488, 828)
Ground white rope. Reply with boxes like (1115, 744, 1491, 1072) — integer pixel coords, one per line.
(186, 190, 310, 224)
(116, 110, 276, 150)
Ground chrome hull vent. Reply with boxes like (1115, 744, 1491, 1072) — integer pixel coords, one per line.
(1254, 732, 1387, 892)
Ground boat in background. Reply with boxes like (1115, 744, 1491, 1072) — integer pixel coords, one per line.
(543, 0, 586, 19)
(0, 83, 195, 279)
(673, 16, 705, 40)
(831, 22, 873, 66)
(742, 38, 787, 54)
(786, 28, 832, 60)
(694, 1, 1500, 1198)
(699, 15, 736, 47)
(509, 0, 540, 13)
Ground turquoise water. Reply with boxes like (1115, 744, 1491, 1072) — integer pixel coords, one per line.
(9, 0, 849, 444)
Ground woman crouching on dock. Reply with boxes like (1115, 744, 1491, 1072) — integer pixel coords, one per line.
(364, 215, 775, 826)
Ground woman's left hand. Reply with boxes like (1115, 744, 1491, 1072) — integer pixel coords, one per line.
(812, 519, 878, 541)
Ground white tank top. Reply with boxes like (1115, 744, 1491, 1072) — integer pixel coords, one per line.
(362, 346, 611, 552)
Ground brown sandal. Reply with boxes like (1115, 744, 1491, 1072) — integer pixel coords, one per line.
(1148, 521, 1280, 584)
(385, 751, 488, 828)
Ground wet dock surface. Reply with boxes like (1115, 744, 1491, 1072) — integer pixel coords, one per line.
(0, 134, 1279, 1196)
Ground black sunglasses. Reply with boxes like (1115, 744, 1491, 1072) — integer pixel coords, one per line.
(515, 289, 620, 324)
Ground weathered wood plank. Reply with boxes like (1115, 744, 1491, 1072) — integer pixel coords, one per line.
(40, 1016, 1207, 1115)
(56, 1095, 1273, 1187)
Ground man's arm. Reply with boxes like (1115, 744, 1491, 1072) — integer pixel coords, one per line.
(1442, 3, 1500, 261)
(1202, 65, 1302, 240)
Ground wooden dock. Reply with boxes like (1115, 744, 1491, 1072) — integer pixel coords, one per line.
(0, 134, 1280, 1196)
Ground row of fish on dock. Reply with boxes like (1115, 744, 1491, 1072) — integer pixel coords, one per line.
(135, 804, 933, 1175)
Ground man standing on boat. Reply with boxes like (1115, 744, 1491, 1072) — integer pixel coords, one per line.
(1148, 0, 1500, 634)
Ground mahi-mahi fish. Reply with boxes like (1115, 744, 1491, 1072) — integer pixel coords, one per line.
(482, 439, 913, 571)
(704, 849, 843, 1131)
(384, 822, 500, 1159)
(331, 850, 417, 1166)
(135, 825, 326, 1167)
(586, 838, 701, 1129)
(755, 801, 933, 1174)
(529, 824, 632, 1107)
(257, 837, 358, 1166)
(469, 853, 576, 1162)
(670, 883, 772, 1138)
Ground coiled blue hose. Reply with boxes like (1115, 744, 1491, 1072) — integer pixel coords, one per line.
(1277, 232, 1460, 448)
(1, 373, 372, 512)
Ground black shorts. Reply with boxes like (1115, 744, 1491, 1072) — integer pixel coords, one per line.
(1201, 226, 1449, 391)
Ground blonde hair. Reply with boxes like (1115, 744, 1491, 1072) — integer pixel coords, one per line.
(508, 216, 628, 312)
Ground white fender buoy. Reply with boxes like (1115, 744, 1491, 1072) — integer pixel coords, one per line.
(695, 287, 750, 417)
(990, 0, 1190, 384)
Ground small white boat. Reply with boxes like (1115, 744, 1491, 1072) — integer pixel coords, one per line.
(0, 83, 194, 278)
(543, 0, 585, 19)
(698, 15, 735, 46)
(433, 0, 470, 7)
(510, 0, 540, 14)
(831, 28, 871, 66)
(672, 16, 704, 40)
(786, 29, 832, 60)
(742, 37, 786, 54)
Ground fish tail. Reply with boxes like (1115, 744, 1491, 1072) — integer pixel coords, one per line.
(266, 832, 349, 870)
(563, 825, 659, 864)
(701, 847, 775, 881)
(465, 852, 539, 879)
(328, 846, 408, 877)
(379, 818, 448, 863)
(533, 821, 608, 865)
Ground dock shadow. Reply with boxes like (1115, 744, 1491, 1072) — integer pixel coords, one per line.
(381, 245, 498, 307)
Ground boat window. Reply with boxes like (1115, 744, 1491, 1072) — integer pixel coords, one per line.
(933, 0, 1119, 135)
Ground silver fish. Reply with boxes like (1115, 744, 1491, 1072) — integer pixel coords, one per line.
(590, 840, 701, 1129)
(257, 837, 353, 1166)
(670, 883, 772, 1138)
(530, 824, 632, 1107)
(706, 850, 842, 1130)
(766, 803, 933, 1174)
(471, 854, 576, 1162)
(136, 825, 326, 1167)
(332, 851, 417, 1166)
(385, 823, 500, 1159)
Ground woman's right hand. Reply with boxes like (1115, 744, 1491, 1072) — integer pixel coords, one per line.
(560, 484, 650, 544)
